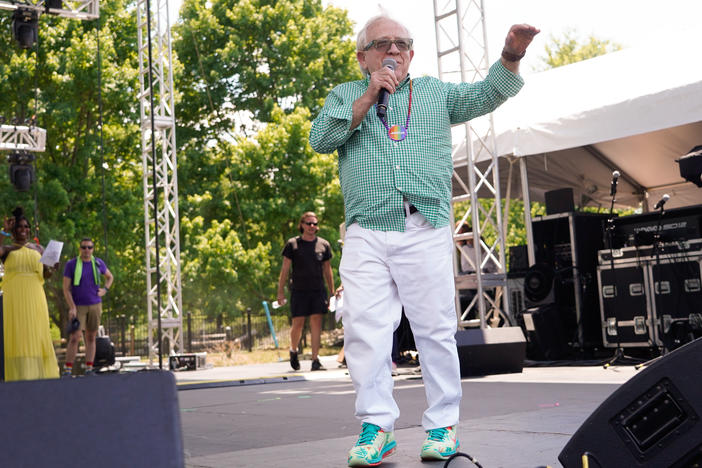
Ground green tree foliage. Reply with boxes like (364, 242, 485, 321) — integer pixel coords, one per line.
(173, 0, 357, 317)
(0, 0, 145, 333)
(181, 216, 272, 315)
(178, 106, 344, 316)
(538, 29, 622, 70)
(0, 0, 363, 332)
(173, 0, 358, 139)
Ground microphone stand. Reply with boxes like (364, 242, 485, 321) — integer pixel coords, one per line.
(602, 178, 639, 368)
(650, 201, 668, 355)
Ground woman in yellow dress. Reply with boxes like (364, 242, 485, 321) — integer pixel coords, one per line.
(1, 207, 59, 381)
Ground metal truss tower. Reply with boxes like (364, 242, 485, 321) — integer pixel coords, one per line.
(1, 0, 183, 362)
(136, 0, 183, 362)
(433, 0, 511, 328)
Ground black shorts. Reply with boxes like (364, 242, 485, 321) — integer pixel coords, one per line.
(290, 289, 328, 318)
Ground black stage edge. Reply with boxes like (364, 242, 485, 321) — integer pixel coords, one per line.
(0, 296, 3, 381)
(0, 370, 184, 468)
(559, 338, 702, 467)
(455, 327, 526, 376)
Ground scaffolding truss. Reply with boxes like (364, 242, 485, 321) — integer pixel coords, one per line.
(0, 124, 46, 152)
(0, 0, 98, 20)
(136, 0, 183, 361)
(433, 0, 511, 329)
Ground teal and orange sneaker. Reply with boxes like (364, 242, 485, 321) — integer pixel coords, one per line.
(420, 425, 459, 460)
(347, 422, 396, 466)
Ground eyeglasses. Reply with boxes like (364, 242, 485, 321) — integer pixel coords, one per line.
(80, 245, 94, 250)
(304, 222, 318, 226)
(363, 38, 413, 52)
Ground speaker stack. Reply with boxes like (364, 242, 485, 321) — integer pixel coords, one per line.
(514, 210, 610, 359)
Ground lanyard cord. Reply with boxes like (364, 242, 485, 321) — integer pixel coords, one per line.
(378, 79, 413, 136)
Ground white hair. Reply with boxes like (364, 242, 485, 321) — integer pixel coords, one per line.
(356, 14, 413, 77)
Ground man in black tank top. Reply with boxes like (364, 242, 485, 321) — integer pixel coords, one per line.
(277, 211, 335, 371)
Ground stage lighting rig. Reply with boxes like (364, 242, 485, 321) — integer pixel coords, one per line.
(678, 145, 702, 188)
(11, 8, 38, 49)
(0, 123, 46, 152)
(0, 1, 99, 21)
(7, 151, 36, 192)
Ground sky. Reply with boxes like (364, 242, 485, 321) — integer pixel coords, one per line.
(322, 0, 702, 77)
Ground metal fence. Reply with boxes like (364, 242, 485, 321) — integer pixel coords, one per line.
(101, 308, 338, 358)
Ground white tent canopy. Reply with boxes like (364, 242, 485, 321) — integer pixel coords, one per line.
(458, 34, 702, 210)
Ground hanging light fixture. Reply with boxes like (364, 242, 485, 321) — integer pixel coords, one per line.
(7, 151, 36, 192)
(678, 146, 702, 188)
(11, 8, 39, 49)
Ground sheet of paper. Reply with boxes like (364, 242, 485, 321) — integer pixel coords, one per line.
(40, 239, 63, 266)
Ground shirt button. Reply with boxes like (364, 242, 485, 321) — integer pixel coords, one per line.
(397, 186, 403, 191)
(395, 165, 400, 169)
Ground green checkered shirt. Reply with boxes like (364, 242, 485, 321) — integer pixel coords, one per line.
(309, 60, 524, 232)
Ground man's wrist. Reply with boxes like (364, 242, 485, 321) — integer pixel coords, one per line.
(501, 47, 525, 62)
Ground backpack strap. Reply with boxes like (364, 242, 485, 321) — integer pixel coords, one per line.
(290, 236, 300, 251)
(314, 238, 326, 256)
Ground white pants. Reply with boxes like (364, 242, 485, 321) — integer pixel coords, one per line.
(339, 212, 461, 432)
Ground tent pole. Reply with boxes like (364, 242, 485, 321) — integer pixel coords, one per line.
(520, 156, 535, 266)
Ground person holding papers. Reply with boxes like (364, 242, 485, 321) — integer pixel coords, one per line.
(1, 207, 60, 381)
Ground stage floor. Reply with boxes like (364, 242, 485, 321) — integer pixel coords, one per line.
(177, 356, 639, 468)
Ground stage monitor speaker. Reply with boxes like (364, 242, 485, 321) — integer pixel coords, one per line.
(455, 327, 526, 376)
(545, 188, 575, 215)
(559, 338, 702, 468)
(0, 371, 184, 468)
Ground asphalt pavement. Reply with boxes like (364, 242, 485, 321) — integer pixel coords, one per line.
(173, 354, 640, 468)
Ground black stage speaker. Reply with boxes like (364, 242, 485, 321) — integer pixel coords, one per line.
(455, 327, 526, 376)
(95, 335, 116, 369)
(0, 371, 184, 468)
(532, 212, 610, 349)
(559, 338, 702, 468)
(545, 188, 575, 215)
(508, 244, 529, 276)
(521, 304, 569, 360)
(0, 295, 4, 381)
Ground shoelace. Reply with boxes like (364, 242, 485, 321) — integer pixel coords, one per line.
(426, 427, 449, 441)
(356, 423, 381, 446)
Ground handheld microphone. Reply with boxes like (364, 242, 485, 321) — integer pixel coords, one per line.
(653, 193, 670, 210)
(376, 58, 397, 119)
(610, 170, 620, 196)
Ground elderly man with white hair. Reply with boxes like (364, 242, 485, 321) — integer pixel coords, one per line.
(310, 14, 538, 466)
